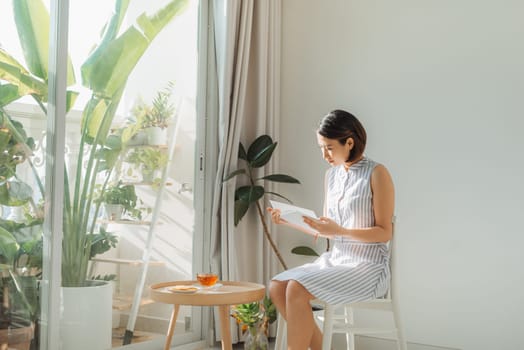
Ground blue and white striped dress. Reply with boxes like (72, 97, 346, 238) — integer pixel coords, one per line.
(272, 157, 390, 304)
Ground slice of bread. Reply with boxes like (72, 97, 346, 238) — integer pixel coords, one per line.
(169, 285, 198, 292)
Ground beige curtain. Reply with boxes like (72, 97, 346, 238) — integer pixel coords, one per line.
(207, 0, 282, 343)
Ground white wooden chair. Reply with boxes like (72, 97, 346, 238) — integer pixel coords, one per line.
(274, 217, 407, 350)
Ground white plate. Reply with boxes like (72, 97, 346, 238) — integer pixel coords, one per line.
(194, 283, 223, 290)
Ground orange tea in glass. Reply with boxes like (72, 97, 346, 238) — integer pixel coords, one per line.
(196, 273, 218, 287)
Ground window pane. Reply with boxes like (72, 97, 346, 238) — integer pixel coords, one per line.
(0, 0, 200, 348)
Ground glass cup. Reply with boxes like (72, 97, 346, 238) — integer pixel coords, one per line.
(196, 273, 219, 287)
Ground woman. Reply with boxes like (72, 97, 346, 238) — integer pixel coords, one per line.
(268, 109, 395, 350)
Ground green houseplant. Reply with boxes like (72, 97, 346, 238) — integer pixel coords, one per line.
(122, 82, 176, 146)
(0, 0, 189, 287)
(0, 111, 39, 222)
(125, 146, 168, 184)
(97, 181, 141, 220)
(231, 296, 276, 350)
(0, 1, 188, 348)
(223, 135, 301, 270)
(0, 226, 40, 350)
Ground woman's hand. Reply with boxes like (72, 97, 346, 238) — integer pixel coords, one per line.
(302, 216, 340, 237)
(267, 207, 288, 224)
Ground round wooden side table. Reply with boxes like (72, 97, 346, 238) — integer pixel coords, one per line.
(150, 280, 266, 350)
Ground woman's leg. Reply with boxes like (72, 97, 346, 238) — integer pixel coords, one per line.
(285, 280, 322, 350)
(269, 280, 289, 319)
(270, 279, 322, 350)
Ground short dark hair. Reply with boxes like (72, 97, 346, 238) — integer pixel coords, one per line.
(317, 109, 367, 162)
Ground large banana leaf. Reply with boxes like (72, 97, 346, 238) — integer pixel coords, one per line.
(0, 52, 48, 99)
(3, 0, 189, 286)
(13, 0, 75, 86)
(0, 84, 22, 106)
(81, 0, 188, 97)
(80, 0, 189, 140)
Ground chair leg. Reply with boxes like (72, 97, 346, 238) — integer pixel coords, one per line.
(274, 313, 287, 350)
(343, 306, 352, 350)
(392, 307, 407, 350)
(321, 305, 335, 350)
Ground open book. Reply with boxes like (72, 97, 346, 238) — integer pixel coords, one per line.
(269, 200, 319, 233)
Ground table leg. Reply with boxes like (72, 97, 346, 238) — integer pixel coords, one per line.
(217, 305, 233, 350)
(164, 304, 180, 350)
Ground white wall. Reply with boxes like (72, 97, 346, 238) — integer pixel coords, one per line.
(279, 1, 524, 349)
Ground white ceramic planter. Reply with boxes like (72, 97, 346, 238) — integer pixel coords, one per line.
(60, 280, 112, 350)
(145, 126, 167, 145)
(126, 130, 147, 146)
(104, 203, 124, 221)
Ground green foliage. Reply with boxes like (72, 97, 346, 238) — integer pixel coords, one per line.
(223, 134, 301, 270)
(224, 135, 300, 226)
(0, 0, 188, 286)
(97, 181, 144, 220)
(121, 82, 176, 144)
(91, 274, 117, 282)
(291, 246, 320, 257)
(231, 296, 276, 335)
(89, 228, 118, 259)
(0, 227, 40, 330)
(0, 179, 33, 207)
(126, 147, 168, 182)
(142, 81, 175, 129)
(0, 112, 35, 180)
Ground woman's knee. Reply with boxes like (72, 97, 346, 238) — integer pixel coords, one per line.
(286, 280, 313, 302)
(269, 280, 286, 303)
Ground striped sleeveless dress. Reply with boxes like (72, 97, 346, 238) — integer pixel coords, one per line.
(272, 157, 390, 304)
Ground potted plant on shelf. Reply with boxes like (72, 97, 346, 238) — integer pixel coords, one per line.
(0, 0, 189, 348)
(231, 296, 277, 350)
(122, 82, 176, 146)
(97, 181, 142, 221)
(125, 147, 168, 184)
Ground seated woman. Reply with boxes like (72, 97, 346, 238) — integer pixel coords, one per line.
(268, 109, 395, 350)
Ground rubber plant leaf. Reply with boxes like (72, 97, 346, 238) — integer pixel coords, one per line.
(234, 185, 265, 224)
(291, 246, 320, 257)
(235, 185, 265, 203)
(13, 0, 75, 85)
(246, 135, 273, 162)
(234, 199, 250, 226)
(261, 174, 300, 184)
(239, 142, 247, 160)
(223, 169, 246, 182)
(264, 191, 292, 203)
(250, 143, 277, 168)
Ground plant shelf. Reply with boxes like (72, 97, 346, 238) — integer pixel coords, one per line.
(112, 295, 155, 311)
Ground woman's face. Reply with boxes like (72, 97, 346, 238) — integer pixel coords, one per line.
(317, 133, 353, 166)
